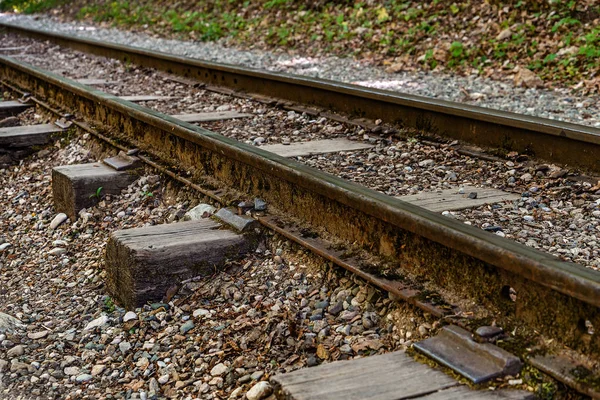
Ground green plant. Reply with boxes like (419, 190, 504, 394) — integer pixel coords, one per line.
(103, 296, 115, 312)
(89, 186, 103, 200)
(0, 0, 63, 13)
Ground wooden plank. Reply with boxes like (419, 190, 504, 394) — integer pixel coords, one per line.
(271, 351, 458, 400)
(119, 95, 175, 103)
(52, 162, 138, 220)
(76, 78, 118, 86)
(171, 111, 252, 123)
(262, 138, 373, 158)
(420, 386, 533, 399)
(0, 123, 63, 148)
(105, 220, 254, 309)
(397, 186, 520, 212)
(0, 100, 33, 118)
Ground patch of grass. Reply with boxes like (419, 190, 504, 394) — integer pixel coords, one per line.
(26, 0, 599, 88)
(0, 0, 64, 13)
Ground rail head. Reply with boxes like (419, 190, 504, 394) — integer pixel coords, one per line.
(1, 54, 598, 310)
(1, 21, 599, 150)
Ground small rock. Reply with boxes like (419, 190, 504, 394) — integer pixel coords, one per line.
(7, 345, 24, 358)
(0, 312, 25, 333)
(250, 370, 264, 380)
(119, 341, 131, 353)
(246, 381, 273, 400)
(496, 28, 512, 41)
(184, 204, 216, 220)
(64, 366, 80, 376)
(180, 320, 195, 334)
(49, 213, 68, 230)
(253, 198, 267, 211)
(520, 173, 533, 182)
(514, 67, 543, 89)
(550, 169, 567, 179)
(27, 331, 48, 340)
(48, 248, 66, 256)
(328, 301, 343, 316)
(123, 311, 137, 322)
(84, 315, 109, 331)
(211, 363, 228, 377)
(467, 192, 478, 199)
(475, 326, 503, 338)
(91, 364, 106, 376)
(193, 308, 210, 318)
(0, 243, 11, 253)
(418, 159, 435, 168)
(76, 374, 93, 383)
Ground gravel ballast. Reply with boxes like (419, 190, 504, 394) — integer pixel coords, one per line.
(2, 32, 599, 271)
(0, 13, 599, 130)
(0, 128, 425, 399)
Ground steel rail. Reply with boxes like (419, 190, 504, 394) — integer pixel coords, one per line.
(1, 56, 599, 359)
(1, 21, 600, 172)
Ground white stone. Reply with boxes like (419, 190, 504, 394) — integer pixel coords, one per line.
(27, 331, 48, 340)
(0, 243, 11, 252)
(91, 364, 106, 376)
(496, 28, 512, 41)
(246, 381, 273, 400)
(84, 315, 109, 331)
(193, 308, 210, 318)
(50, 213, 68, 230)
(64, 366, 80, 376)
(0, 312, 25, 333)
(119, 341, 132, 353)
(123, 311, 137, 322)
(184, 204, 216, 221)
(229, 387, 243, 398)
(48, 248, 66, 256)
(210, 362, 228, 377)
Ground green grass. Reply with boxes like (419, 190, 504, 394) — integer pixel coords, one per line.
(0, 0, 63, 13)
(7, 0, 600, 85)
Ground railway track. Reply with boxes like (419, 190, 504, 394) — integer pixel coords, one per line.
(0, 26, 600, 398)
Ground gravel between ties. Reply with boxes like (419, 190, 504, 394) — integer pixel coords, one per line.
(3, 32, 600, 270)
(0, 129, 425, 399)
(0, 13, 599, 130)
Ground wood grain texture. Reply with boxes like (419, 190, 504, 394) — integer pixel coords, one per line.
(272, 351, 531, 400)
(52, 163, 138, 220)
(0, 123, 63, 147)
(0, 100, 33, 118)
(397, 186, 520, 212)
(105, 220, 253, 309)
(261, 138, 373, 158)
(420, 386, 533, 399)
(271, 351, 458, 400)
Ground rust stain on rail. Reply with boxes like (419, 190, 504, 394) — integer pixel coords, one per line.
(1, 22, 600, 172)
(1, 56, 600, 358)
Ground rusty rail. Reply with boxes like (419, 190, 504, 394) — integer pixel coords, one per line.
(1, 21, 600, 172)
(1, 55, 599, 363)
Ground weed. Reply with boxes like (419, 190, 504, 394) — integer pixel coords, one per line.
(0, 0, 63, 13)
(89, 186, 103, 200)
(103, 296, 116, 312)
